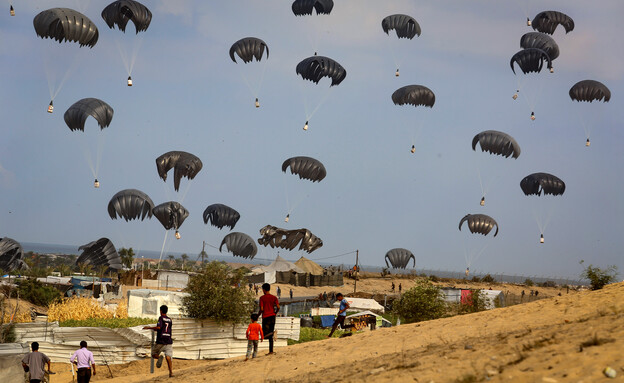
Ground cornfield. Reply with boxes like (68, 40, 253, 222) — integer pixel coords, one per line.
(48, 297, 128, 322)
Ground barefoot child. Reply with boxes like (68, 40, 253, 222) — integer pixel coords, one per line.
(245, 313, 264, 360)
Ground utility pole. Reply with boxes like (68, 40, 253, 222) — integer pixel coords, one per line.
(201, 241, 207, 263)
(353, 249, 359, 294)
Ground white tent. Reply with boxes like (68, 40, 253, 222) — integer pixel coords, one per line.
(250, 255, 304, 284)
(333, 297, 385, 313)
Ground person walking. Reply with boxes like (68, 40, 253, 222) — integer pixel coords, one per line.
(391, 282, 395, 292)
(245, 313, 264, 361)
(70, 340, 96, 383)
(144, 305, 174, 377)
(258, 283, 279, 355)
(289, 288, 293, 299)
(328, 293, 353, 337)
(399, 283, 402, 293)
(21, 342, 51, 383)
(277, 286, 282, 299)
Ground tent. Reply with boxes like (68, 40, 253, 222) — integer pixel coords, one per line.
(333, 297, 385, 313)
(294, 256, 324, 275)
(249, 255, 304, 284)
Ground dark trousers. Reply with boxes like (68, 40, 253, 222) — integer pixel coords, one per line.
(262, 315, 276, 352)
(328, 315, 353, 337)
(77, 367, 92, 383)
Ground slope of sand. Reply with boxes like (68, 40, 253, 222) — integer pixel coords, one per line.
(46, 282, 622, 382)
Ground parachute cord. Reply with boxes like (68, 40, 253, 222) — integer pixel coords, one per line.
(307, 87, 332, 121)
(541, 200, 558, 234)
(128, 34, 145, 76)
(161, 179, 173, 204)
(283, 177, 291, 214)
(298, 80, 311, 120)
(240, 72, 256, 100)
(531, 205, 544, 234)
(157, 230, 169, 270)
(477, 167, 485, 197)
(288, 193, 309, 215)
(472, 243, 490, 267)
(94, 131, 106, 179)
(77, 133, 97, 179)
(115, 38, 131, 75)
(179, 179, 193, 203)
(255, 58, 269, 98)
(387, 38, 400, 73)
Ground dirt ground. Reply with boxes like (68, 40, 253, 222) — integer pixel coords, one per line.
(43, 282, 623, 383)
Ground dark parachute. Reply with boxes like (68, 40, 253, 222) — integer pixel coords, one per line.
(64, 98, 114, 132)
(282, 156, 326, 182)
(520, 32, 559, 61)
(392, 85, 435, 108)
(0, 238, 26, 273)
(156, 151, 203, 192)
(381, 14, 421, 39)
(292, 0, 333, 16)
(108, 189, 154, 221)
(258, 225, 323, 253)
(219, 232, 258, 259)
(532, 11, 574, 35)
(229, 37, 269, 63)
(472, 130, 521, 159)
(510, 48, 552, 74)
(101, 0, 152, 33)
(520, 173, 565, 196)
(203, 204, 240, 230)
(459, 214, 499, 237)
(296, 55, 346, 86)
(153, 202, 189, 231)
(385, 248, 415, 269)
(76, 238, 123, 271)
(34, 8, 99, 48)
(569, 80, 611, 103)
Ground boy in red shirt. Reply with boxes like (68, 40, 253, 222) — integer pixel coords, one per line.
(258, 283, 279, 354)
(245, 313, 264, 360)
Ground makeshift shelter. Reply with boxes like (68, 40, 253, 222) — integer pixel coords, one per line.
(333, 297, 385, 313)
(294, 256, 324, 275)
(248, 255, 304, 284)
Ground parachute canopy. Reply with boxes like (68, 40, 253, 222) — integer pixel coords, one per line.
(520, 173, 565, 196)
(472, 130, 521, 159)
(0, 238, 26, 273)
(459, 214, 499, 237)
(34, 8, 99, 48)
(382, 14, 421, 39)
(532, 11, 574, 35)
(510, 48, 552, 74)
(153, 201, 189, 231)
(392, 85, 435, 108)
(296, 55, 346, 86)
(77, 238, 123, 271)
(292, 0, 333, 16)
(258, 225, 323, 253)
(219, 232, 258, 259)
(520, 32, 559, 61)
(203, 204, 240, 230)
(569, 80, 611, 103)
(282, 156, 326, 182)
(385, 248, 415, 269)
(108, 189, 154, 221)
(64, 98, 114, 132)
(101, 0, 152, 33)
(229, 37, 269, 63)
(156, 151, 203, 192)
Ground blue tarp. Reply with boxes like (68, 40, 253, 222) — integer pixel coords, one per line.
(320, 315, 335, 328)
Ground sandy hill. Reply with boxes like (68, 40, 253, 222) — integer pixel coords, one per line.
(49, 282, 623, 383)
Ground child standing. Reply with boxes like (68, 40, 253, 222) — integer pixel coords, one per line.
(245, 313, 264, 360)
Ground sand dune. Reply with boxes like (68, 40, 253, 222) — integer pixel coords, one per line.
(46, 282, 622, 382)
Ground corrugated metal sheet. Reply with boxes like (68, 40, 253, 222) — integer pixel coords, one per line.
(11, 317, 299, 363)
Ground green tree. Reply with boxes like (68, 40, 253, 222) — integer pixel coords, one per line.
(182, 261, 255, 324)
(458, 289, 489, 314)
(392, 279, 447, 323)
(57, 264, 73, 277)
(17, 279, 61, 307)
(118, 248, 135, 269)
(580, 261, 618, 290)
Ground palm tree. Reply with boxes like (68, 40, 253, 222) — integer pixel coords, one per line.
(58, 264, 72, 277)
(119, 248, 136, 269)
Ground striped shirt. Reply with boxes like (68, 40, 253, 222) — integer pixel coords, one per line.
(70, 348, 95, 369)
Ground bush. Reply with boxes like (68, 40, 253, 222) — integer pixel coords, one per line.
(524, 278, 534, 287)
(428, 275, 440, 282)
(471, 276, 481, 283)
(580, 262, 618, 290)
(392, 280, 446, 323)
(481, 274, 495, 283)
(59, 317, 155, 328)
(17, 279, 61, 307)
(0, 324, 16, 343)
(182, 261, 256, 324)
(539, 281, 557, 288)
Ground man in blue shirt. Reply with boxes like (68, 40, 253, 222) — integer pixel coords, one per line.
(144, 305, 173, 377)
(328, 293, 354, 337)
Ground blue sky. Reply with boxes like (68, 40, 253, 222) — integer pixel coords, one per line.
(1, 1, 623, 279)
